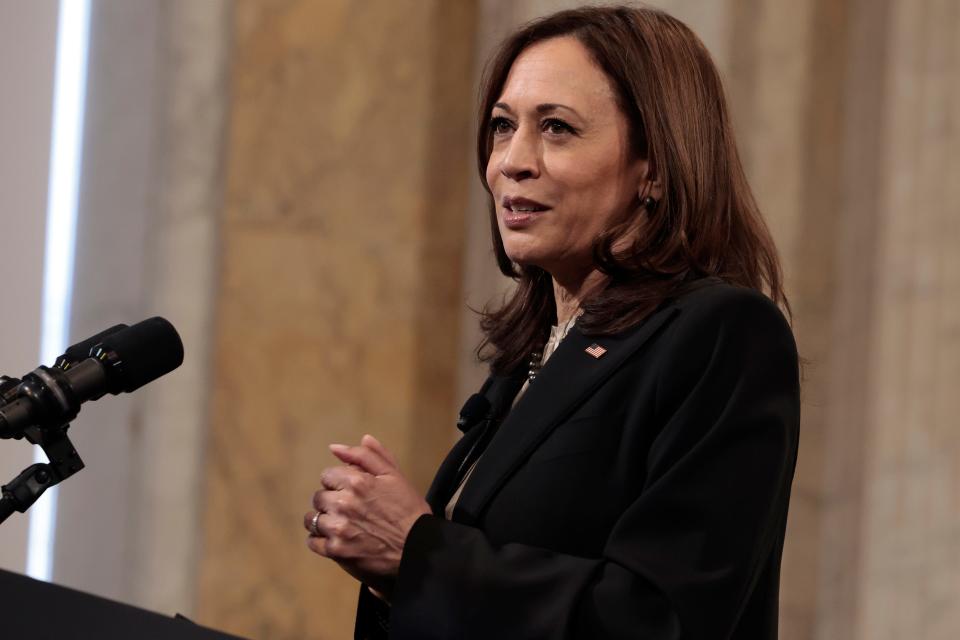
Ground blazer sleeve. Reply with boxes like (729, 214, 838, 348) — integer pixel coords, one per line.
(388, 289, 801, 639)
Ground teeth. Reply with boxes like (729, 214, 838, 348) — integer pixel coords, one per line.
(513, 206, 541, 212)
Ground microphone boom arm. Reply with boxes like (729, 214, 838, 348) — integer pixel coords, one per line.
(0, 366, 89, 525)
(0, 365, 88, 525)
(0, 417, 85, 525)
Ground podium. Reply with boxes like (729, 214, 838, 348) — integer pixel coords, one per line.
(0, 568, 247, 639)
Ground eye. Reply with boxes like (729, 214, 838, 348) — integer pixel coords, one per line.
(489, 116, 514, 136)
(542, 118, 576, 136)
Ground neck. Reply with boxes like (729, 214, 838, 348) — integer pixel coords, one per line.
(551, 268, 607, 325)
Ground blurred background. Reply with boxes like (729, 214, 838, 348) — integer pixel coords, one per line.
(0, 0, 957, 638)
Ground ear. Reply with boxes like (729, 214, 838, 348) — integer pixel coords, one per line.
(636, 158, 663, 202)
(638, 178, 664, 202)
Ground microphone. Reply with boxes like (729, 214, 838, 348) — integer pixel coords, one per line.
(456, 393, 491, 433)
(0, 325, 128, 400)
(0, 317, 183, 438)
(57, 323, 128, 368)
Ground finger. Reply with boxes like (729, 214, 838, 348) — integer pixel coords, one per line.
(360, 434, 399, 469)
(306, 534, 350, 561)
(311, 487, 344, 512)
(309, 514, 355, 561)
(303, 510, 323, 535)
(320, 465, 366, 491)
(306, 534, 329, 557)
(311, 512, 345, 539)
(330, 443, 393, 476)
(311, 489, 334, 513)
(313, 488, 352, 516)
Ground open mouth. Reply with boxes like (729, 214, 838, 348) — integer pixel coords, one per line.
(501, 197, 550, 229)
(505, 203, 549, 213)
(503, 197, 550, 213)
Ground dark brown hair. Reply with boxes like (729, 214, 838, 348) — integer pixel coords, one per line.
(477, 5, 789, 374)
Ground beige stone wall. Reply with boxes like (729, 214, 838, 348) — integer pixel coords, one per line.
(197, 2, 477, 638)
(728, 0, 960, 638)
(853, 1, 960, 637)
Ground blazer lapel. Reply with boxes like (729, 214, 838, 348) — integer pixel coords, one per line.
(451, 304, 681, 524)
(424, 372, 526, 514)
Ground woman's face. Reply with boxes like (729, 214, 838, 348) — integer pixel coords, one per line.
(485, 36, 647, 281)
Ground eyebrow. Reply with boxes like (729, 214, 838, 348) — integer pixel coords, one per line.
(493, 102, 584, 119)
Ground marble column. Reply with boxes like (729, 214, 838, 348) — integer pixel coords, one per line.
(851, 0, 960, 637)
(722, 2, 843, 638)
(125, 0, 231, 615)
(196, 2, 478, 638)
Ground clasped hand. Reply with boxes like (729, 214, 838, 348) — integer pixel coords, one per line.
(304, 434, 431, 597)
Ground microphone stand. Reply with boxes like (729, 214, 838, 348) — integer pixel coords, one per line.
(0, 376, 85, 525)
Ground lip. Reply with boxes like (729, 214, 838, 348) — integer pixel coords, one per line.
(501, 196, 550, 230)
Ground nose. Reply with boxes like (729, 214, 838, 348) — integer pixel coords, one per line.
(497, 130, 540, 181)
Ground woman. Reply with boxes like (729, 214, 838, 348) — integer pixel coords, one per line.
(304, 6, 799, 639)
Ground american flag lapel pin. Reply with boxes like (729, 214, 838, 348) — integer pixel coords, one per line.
(585, 343, 607, 359)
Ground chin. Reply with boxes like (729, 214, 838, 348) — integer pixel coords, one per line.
(502, 243, 546, 270)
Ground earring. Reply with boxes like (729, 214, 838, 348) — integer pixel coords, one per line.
(641, 196, 658, 211)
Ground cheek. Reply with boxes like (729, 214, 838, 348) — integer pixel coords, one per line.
(556, 162, 634, 227)
(556, 177, 619, 232)
(484, 151, 502, 191)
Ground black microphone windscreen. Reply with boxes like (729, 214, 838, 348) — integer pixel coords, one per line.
(99, 317, 184, 393)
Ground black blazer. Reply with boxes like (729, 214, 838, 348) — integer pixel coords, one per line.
(356, 278, 800, 639)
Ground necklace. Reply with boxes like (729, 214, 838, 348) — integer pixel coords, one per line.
(527, 350, 543, 383)
(527, 316, 579, 383)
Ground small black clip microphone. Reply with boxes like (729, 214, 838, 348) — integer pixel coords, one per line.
(456, 393, 491, 433)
